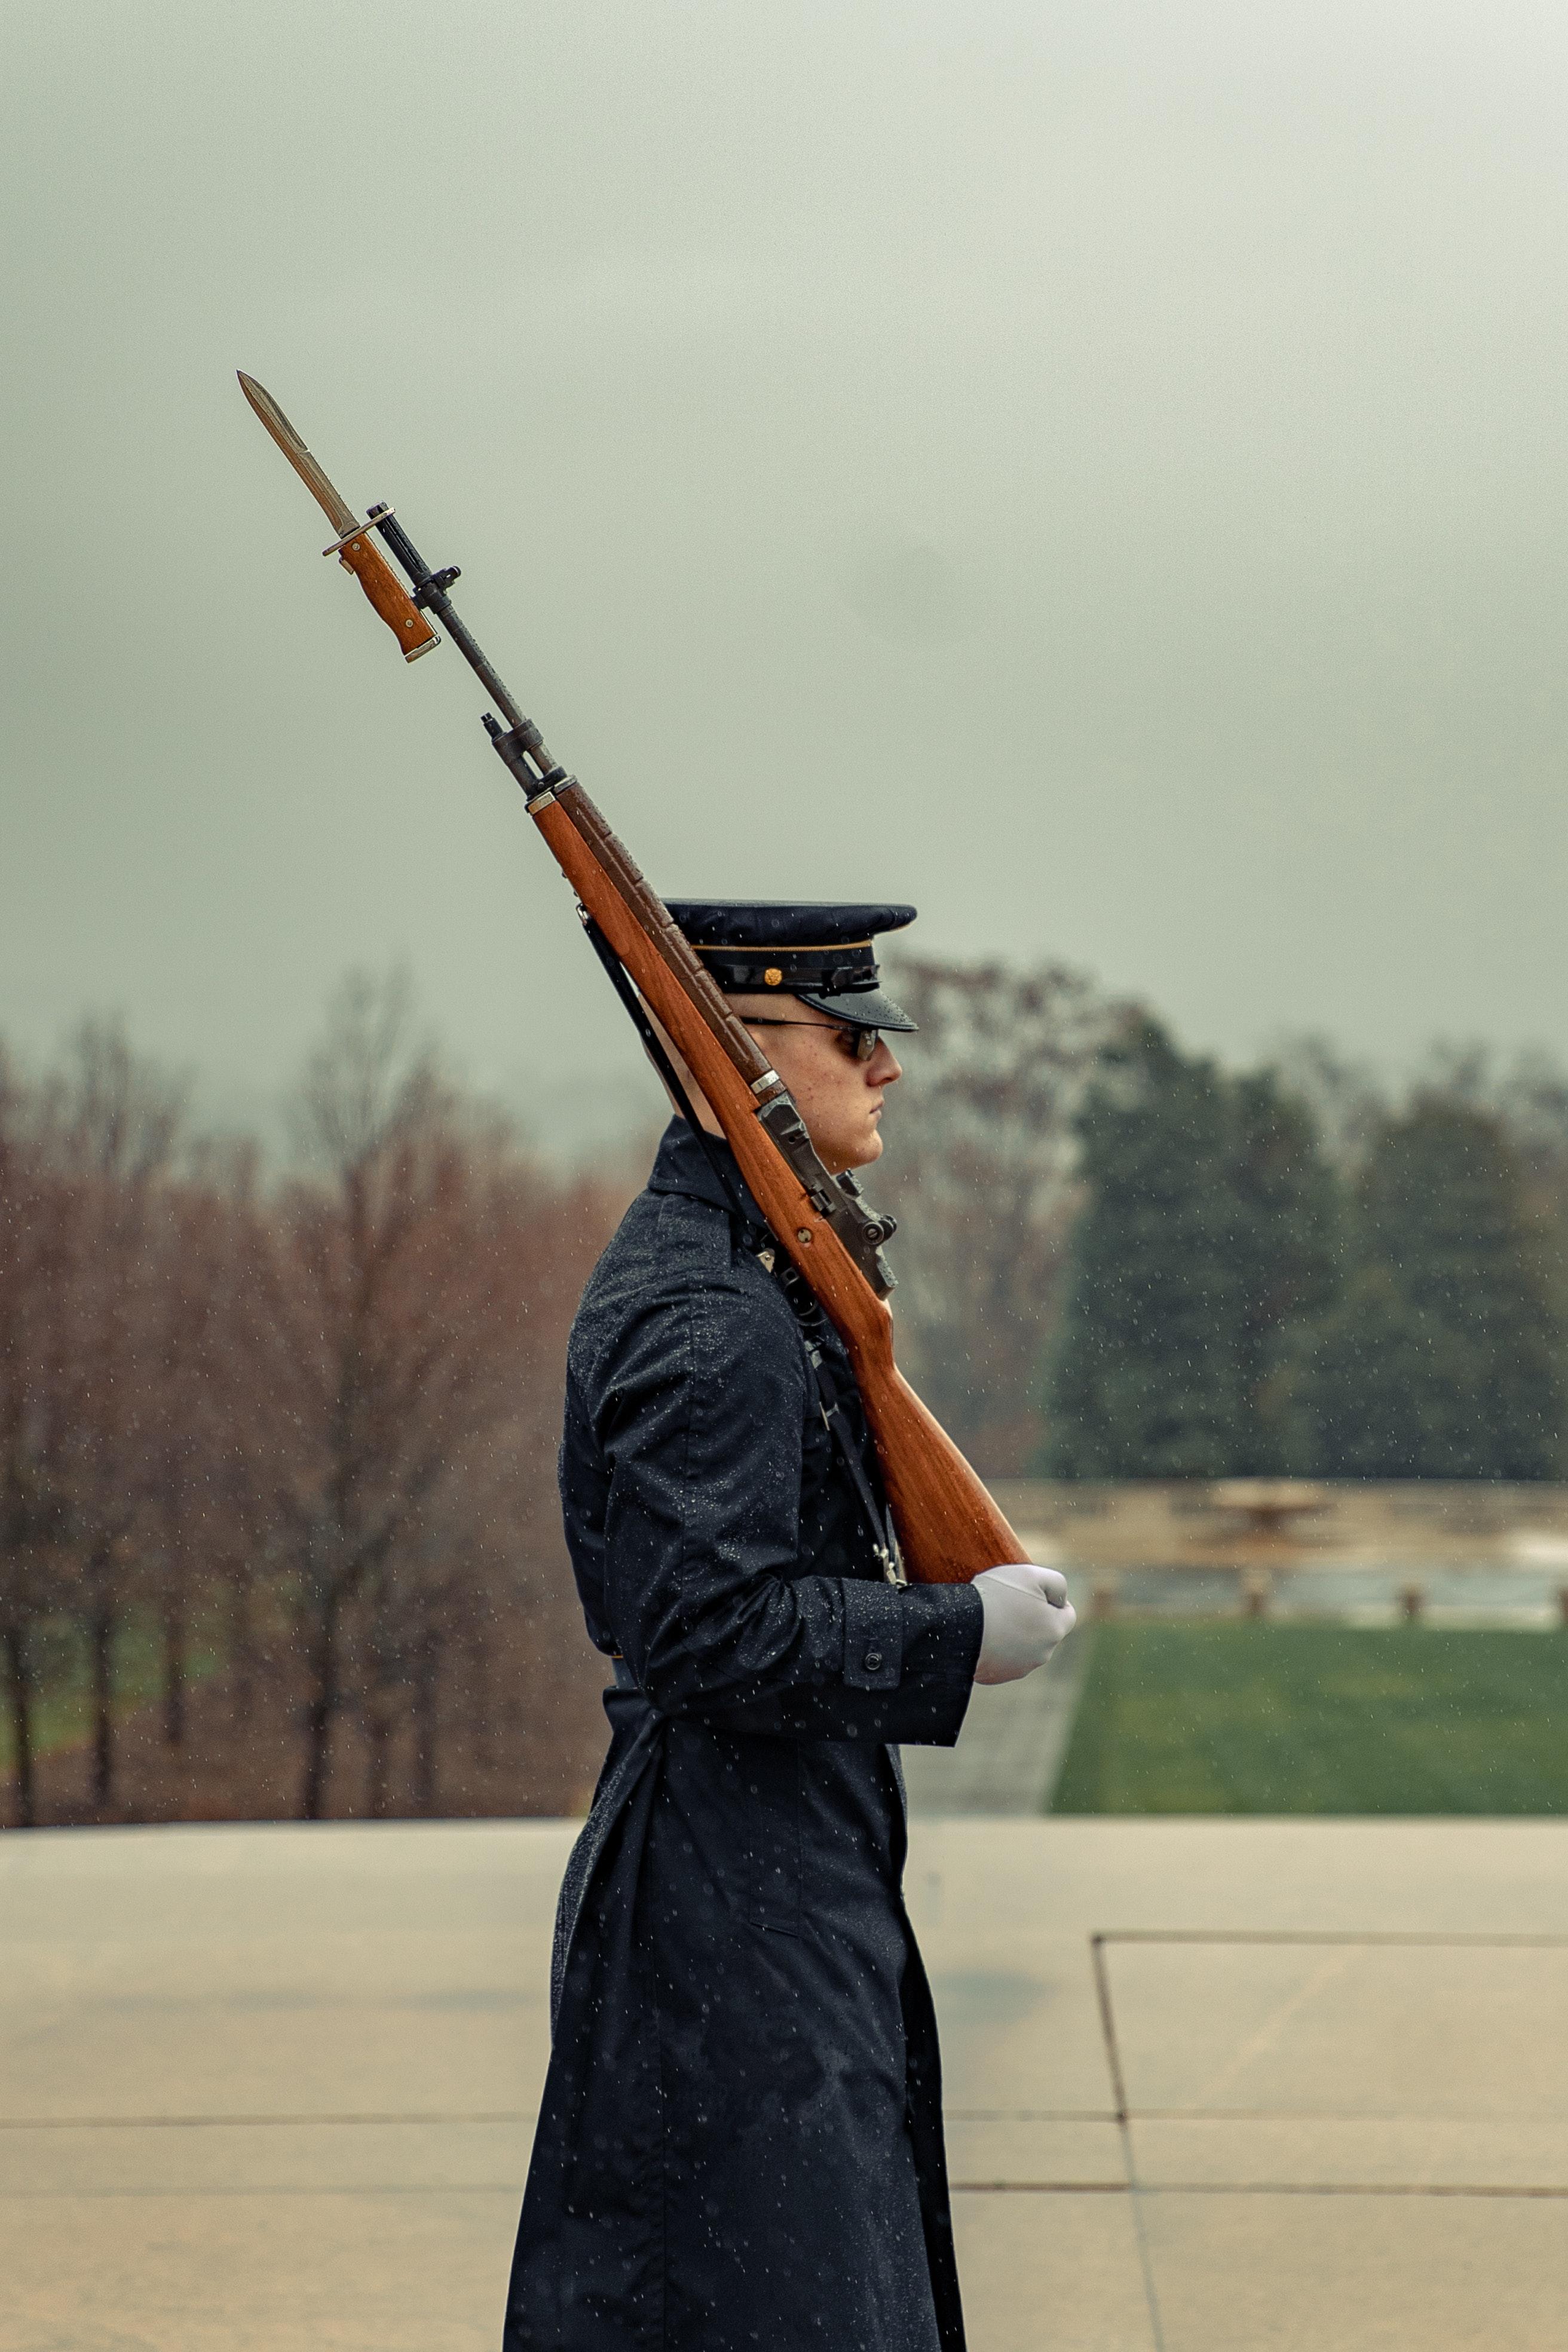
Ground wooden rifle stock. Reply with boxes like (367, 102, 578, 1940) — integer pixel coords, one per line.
(529, 781, 1029, 1587)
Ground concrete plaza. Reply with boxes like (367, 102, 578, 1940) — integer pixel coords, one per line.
(4, 1814, 1568, 2351)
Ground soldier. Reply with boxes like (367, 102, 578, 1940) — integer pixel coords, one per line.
(504, 900, 1074, 2352)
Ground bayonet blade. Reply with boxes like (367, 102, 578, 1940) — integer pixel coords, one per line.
(238, 372, 359, 538)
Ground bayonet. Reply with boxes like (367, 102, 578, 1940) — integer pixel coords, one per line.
(237, 372, 440, 662)
(238, 373, 359, 538)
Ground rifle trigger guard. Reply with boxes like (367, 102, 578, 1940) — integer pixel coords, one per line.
(754, 1093, 898, 1299)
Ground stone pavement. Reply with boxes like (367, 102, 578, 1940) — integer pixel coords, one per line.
(4, 1815, 1568, 2350)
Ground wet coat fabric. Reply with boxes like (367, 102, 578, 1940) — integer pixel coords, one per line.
(503, 1119, 985, 2352)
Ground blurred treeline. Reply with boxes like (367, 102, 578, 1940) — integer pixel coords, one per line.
(881, 960, 1568, 1483)
(7, 954, 1568, 1829)
(0, 977, 625, 1831)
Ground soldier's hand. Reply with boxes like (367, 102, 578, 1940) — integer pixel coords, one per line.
(972, 1563, 1076, 1685)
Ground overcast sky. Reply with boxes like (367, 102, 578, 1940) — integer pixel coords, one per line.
(5, 1, 1568, 1150)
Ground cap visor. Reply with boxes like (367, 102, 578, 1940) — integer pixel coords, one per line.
(796, 986, 917, 1032)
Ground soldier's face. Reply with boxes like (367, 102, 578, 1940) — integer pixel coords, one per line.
(731, 995, 903, 1174)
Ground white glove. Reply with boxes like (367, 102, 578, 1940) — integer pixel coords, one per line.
(973, 1563, 1076, 1685)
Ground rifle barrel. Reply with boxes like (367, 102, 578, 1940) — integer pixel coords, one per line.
(368, 506, 529, 737)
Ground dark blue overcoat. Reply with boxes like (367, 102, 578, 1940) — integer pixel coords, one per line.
(503, 1120, 984, 2352)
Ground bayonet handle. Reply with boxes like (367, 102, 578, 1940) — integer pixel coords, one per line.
(330, 526, 440, 661)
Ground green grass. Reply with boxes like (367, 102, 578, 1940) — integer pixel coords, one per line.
(0, 1614, 227, 1774)
(1050, 1623, 1568, 1815)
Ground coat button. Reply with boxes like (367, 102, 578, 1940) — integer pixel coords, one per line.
(863, 1650, 883, 1673)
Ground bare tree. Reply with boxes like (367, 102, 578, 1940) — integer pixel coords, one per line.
(357, 1517, 482, 1818)
(0, 1050, 62, 1827)
(250, 974, 563, 1818)
(0, 985, 620, 1831)
(139, 1148, 265, 1756)
(878, 958, 1120, 1473)
(366, 1144, 617, 1818)
(32, 1025, 186, 1812)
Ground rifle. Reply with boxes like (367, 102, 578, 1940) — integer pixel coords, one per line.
(237, 374, 1028, 1587)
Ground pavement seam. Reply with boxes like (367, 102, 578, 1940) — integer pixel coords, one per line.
(1098, 1928, 1568, 1946)
(0, 2112, 537, 2129)
(7, 2181, 1566, 2202)
(1091, 1932, 1168, 2352)
(959, 2182, 1568, 2200)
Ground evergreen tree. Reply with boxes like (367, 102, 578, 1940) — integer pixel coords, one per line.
(1042, 1019, 1244, 1477)
(1298, 1099, 1564, 1477)
(1289, 1265, 1476, 1477)
(1227, 1071, 1345, 1471)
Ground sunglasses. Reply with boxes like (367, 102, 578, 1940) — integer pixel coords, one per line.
(744, 1016, 882, 1064)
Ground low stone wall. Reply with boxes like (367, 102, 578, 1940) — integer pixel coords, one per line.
(990, 1479, 1568, 1571)
(985, 1480, 1568, 1621)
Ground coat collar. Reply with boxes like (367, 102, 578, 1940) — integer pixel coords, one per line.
(646, 1116, 766, 1228)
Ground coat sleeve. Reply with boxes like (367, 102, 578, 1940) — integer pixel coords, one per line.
(585, 1204, 982, 1746)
